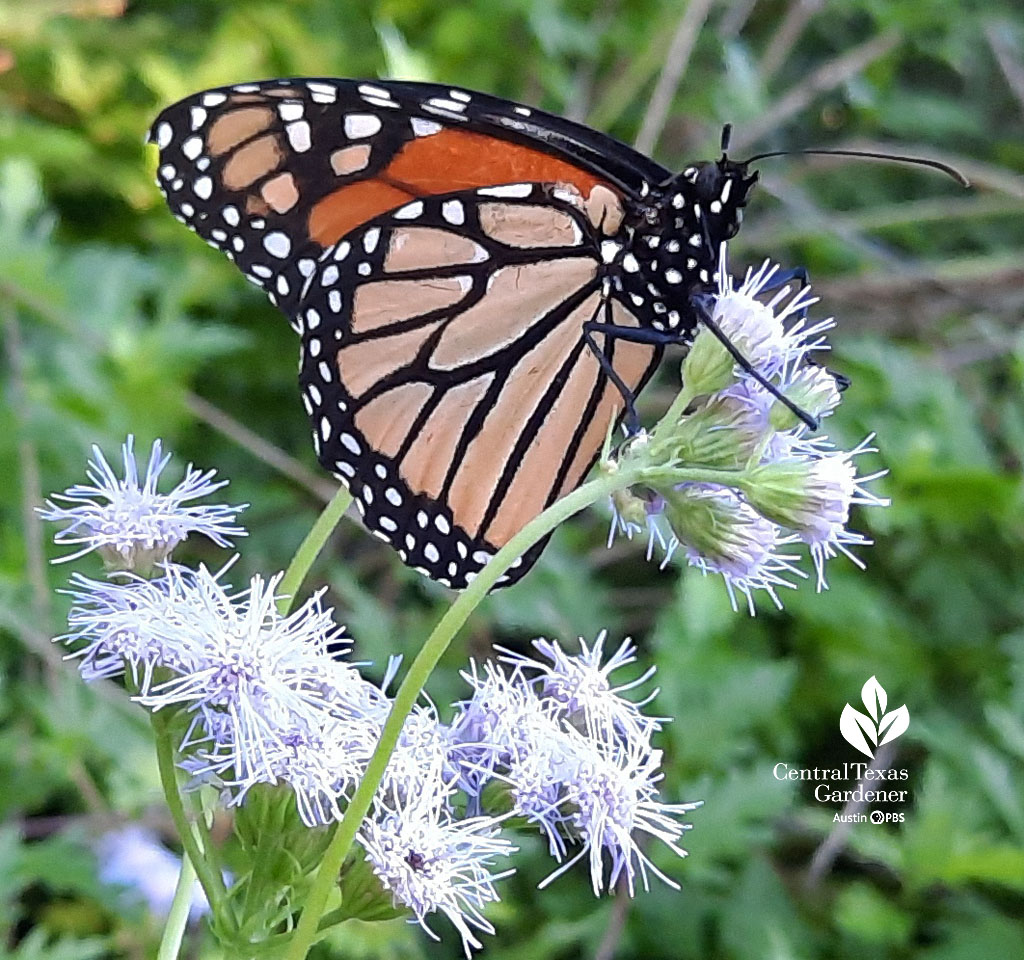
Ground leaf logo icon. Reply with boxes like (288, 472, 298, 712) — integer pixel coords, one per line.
(840, 677, 909, 757)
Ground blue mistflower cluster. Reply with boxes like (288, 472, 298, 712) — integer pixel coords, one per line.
(607, 254, 887, 612)
(44, 438, 690, 955)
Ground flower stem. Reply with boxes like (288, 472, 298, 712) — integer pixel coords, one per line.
(152, 712, 229, 916)
(651, 383, 697, 446)
(281, 466, 640, 960)
(277, 486, 353, 615)
(156, 850, 198, 960)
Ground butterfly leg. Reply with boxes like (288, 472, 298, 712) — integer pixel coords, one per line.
(584, 300, 819, 430)
(583, 328, 643, 435)
(691, 298, 819, 429)
(758, 264, 809, 294)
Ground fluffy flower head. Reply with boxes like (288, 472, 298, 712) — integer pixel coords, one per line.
(359, 776, 515, 956)
(41, 436, 246, 570)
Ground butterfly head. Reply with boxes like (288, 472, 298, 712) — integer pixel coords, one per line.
(670, 156, 759, 244)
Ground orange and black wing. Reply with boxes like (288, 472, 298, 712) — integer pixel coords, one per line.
(148, 79, 668, 588)
(296, 185, 657, 587)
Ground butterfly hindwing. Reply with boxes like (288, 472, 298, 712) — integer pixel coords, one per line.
(295, 185, 659, 588)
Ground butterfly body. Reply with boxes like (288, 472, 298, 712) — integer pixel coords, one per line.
(149, 78, 756, 588)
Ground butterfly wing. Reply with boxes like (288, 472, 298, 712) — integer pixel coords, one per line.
(148, 78, 666, 587)
(297, 184, 658, 587)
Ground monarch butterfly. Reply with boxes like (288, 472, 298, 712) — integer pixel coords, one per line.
(147, 78, 961, 589)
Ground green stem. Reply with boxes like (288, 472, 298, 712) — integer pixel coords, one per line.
(186, 787, 219, 885)
(646, 464, 749, 487)
(652, 383, 696, 446)
(153, 712, 229, 914)
(277, 486, 353, 615)
(156, 851, 198, 960)
(281, 466, 641, 960)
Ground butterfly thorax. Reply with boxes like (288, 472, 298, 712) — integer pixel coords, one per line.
(608, 157, 758, 336)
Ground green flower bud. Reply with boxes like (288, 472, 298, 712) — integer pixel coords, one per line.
(666, 393, 770, 468)
(662, 483, 780, 574)
(741, 456, 853, 534)
(681, 327, 735, 396)
(610, 486, 649, 531)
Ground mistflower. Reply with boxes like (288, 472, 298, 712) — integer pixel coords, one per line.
(358, 775, 515, 956)
(743, 437, 889, 589)
(41, 436, 246, 571)
(540, 733, 700, 896)
(710, 256, 832, 373)
(498, 632, 661, 742)
(191, 712, 380, 826)
(62, 562, 242, 691)
(448, 659, 549, 798)
(452, 637, 694, 895)
(663, 484, 804, 612)
(63, 560, 387, 823)
(504, 712, 585, 859)
(603, 248, 886, 610)
(136, 569, 350, 793)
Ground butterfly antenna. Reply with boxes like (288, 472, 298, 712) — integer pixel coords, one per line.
(720, 123, 733, 156)
(742, 147, 969, 187)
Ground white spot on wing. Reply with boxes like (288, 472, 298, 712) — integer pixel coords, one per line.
(478, 183, 532, 198)
(442, 200, 465, 225)
(427, 97, 466, 112)
(286, 121, 312, 152)
(344, 113, 382, 138)
(393, 201, 424, 220)
(263, 231, 291, 258)
(411, 117, 443, 137)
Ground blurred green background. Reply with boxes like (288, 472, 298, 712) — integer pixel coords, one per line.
(2, 0, 1023, 957)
